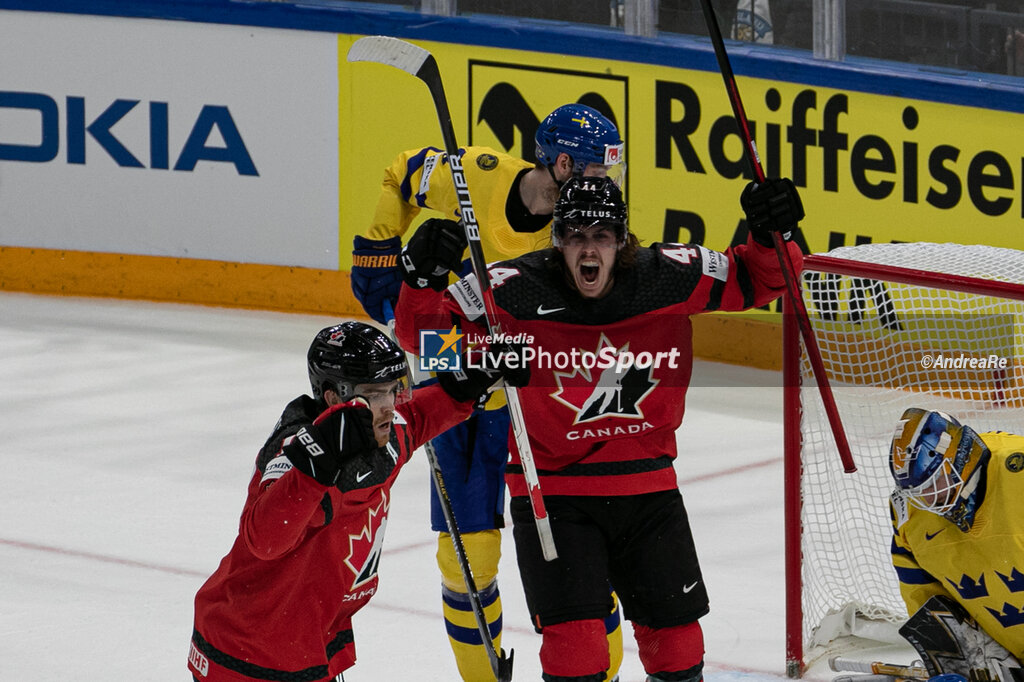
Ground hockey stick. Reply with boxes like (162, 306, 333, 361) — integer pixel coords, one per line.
(831, 671, 921, 675)
(382, 300, 514, 682)
(348, 35, 559, 560)
(695, 0, 856, 473)
(830, 656, 929, 679)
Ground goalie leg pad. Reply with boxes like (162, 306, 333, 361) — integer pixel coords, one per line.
(634, 621, 705, 680)
(539, 619, 610, 679)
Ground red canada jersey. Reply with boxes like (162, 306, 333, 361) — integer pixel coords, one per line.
(188, 385, 472, 682)
(397, 239, 800, 497)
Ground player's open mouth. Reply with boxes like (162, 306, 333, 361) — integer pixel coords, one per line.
(579, 260, 600, 285)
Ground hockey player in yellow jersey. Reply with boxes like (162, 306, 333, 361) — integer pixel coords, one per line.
(889, 407, 1024, 667)
(350, 103, 625, 681)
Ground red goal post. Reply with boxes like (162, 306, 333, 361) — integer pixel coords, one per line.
(782, 242, 1024, 677)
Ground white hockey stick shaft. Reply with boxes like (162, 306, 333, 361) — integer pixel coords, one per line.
(348, 35, 558, 562)
(830, 657, 929, 679)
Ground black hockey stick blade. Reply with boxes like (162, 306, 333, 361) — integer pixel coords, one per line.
(497, 647, 514, 682)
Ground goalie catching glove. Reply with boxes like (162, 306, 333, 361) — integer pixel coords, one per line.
(282, 399, 376, 486)
(900, 595, 1024, 682)
(438, 342, 531, 404)
(740, 177, 805, 247)
(400, 218, 468, 291)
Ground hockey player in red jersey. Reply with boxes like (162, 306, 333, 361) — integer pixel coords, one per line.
(187, 322, 525, 682)
(352, 103, 627, 681)
(395, 175, 804, 681)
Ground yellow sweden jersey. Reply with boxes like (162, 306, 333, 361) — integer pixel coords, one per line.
(891, 431, 1024, 658)
(366, 146, 551, 262)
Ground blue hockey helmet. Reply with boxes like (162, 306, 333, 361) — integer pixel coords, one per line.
(535, 104, 624, 177)
(890, 408, 966, 513)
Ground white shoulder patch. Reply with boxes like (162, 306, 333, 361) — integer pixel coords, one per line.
(890, 488, 910, 528)
(448, 274, 485, 321)
(393, 410, 407, 425)
(418, 152, 441, 197)
(262, 454, 293, 484)
(697, 245, 729, 282)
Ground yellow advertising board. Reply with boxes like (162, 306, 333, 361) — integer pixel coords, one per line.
(340, 35, 1024, 275)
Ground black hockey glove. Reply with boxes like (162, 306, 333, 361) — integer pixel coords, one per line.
(282, 401, 376, 486)
(437, 343, 531, 403)
(400, 218, 468, 291)
(740, 177, 805, 247)
(351, 235, 402, 324)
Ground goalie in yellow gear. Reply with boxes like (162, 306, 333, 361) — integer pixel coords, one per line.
(889, 408, 1024, 668)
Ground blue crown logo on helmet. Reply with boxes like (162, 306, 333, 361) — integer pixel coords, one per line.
(535, 104, 624, 176)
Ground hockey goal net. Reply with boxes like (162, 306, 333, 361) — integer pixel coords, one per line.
(783, 242, 1024, 677)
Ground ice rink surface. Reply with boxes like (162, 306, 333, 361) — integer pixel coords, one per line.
(0, 291, 877, 681)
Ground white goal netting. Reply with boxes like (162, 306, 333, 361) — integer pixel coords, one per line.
(792, 242, 1024, 663)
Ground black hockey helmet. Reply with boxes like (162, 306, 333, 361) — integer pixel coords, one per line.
(307, 322, 408, 403)
(552, 176, 628, 248)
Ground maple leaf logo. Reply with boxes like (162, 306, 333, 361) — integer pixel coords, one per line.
(344, 491, 390, 589)
(551, 334, 658, 425)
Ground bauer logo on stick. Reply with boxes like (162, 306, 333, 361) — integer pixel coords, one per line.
(419, 327, 463, 372)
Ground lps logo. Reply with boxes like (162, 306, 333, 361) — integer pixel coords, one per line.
(419, 327, 463, 372)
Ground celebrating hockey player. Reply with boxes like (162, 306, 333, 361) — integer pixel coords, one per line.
(394, 174, 805, 681)
(888, 408, 1024, 681)
(186, 322, 524, 682)
(349, 103, 626, 680)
